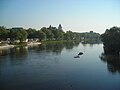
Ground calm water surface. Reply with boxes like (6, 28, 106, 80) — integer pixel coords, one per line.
(0, 41, 120, 90)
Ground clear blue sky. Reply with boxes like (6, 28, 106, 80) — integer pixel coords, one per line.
(0, 0, 120, 33)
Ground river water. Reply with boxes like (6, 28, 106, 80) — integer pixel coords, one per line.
(0, 41, 120, 90)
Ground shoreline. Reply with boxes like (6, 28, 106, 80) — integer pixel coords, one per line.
(27, 42, 41, 46)
(0, 45, 15, 50)
(0, 42, 41, 50)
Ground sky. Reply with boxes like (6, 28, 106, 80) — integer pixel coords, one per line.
(0, 0, 120, 34)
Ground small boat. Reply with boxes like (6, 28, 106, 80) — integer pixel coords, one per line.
(78, 52, 83, 55)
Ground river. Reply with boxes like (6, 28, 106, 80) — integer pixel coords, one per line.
(0, 41, 120, 90)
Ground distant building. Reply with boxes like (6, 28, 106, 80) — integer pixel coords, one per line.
(89, 31, 94, 38)
(80, 31, 101, 43)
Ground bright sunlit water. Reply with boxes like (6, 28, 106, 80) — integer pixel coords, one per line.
(0, 41, 120, 90)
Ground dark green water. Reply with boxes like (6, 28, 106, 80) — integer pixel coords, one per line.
(0, 41, 120, 90)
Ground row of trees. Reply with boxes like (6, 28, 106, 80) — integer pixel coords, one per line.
(26, 25, 81, 41)
(0, 24, 81, 43)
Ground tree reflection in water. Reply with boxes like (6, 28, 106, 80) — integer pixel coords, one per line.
(0, 41, 80, 57)
(100, 52, 120, 74)
(37, 41, 80, 55)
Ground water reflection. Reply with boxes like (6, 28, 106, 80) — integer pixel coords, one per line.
(10, 47, 28, 57)
(0, 41, 80, 68)
(81, 39, 101, 47)
(0, 49, 10, 56)
(36, 41, 80, 54)
(81, 38, 101, 47)
(38, 42, 64, 55)
(0, 41, 80, 57)
(65, 41, 79, 49)
(81, 38, 101, 44)
(0, 47, 28, 66)
(100, 53, 120, 74)
(1, 41, 120, 90)
(9, 47, 28, 64)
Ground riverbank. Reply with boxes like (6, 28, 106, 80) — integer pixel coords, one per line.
(0, 42, 41, 50)
(28, 42, 41, 46)
(0, 45, 15, 50)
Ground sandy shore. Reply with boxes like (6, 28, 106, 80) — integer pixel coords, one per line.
(0, 45, 15, 50)
(0, 42, 41, 50)
(27, 42, 41, 46)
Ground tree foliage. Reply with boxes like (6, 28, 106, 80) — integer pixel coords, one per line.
(101, 26, 120, 55)
(0, 26, 8, 40)
(37, 30, 46, 41)
(1, 24, 93, 43)
(26, 28, 37, 39)
(9, 28, 28, 43)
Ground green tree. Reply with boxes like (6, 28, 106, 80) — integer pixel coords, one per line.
(26, 28, 37, 39)
(43, 25, 65, 40)
(41, 27, 54, 40)
(65, 31, 74, 40)
(58, 31, 64, 40)
(73, 32, 80, 40)
(10, 28, 28, 43)
(37, 30, 46, 41)
(0, 26, 8, 40)
(50, 27, 59, 40)
(16, 30, 28, 42)
(101, 26, 120, 55)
